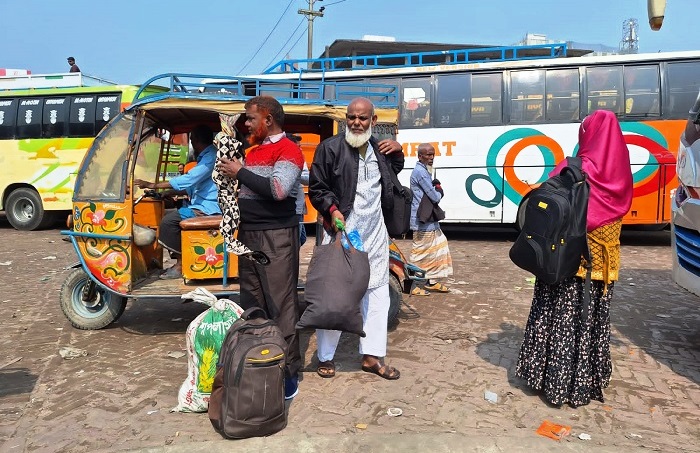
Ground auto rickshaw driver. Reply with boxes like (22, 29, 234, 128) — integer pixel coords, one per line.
(134, 124, 221, 279)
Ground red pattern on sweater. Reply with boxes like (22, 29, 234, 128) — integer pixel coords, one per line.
(238, 137, 304, 230)
(245, 138, 304, 169)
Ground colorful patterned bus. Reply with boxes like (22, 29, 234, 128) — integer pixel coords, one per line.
(259, 43, 700, 227)
(0, 73, 171, 230)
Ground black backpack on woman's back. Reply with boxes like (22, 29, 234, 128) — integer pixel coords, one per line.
(509, 157, 590, 285)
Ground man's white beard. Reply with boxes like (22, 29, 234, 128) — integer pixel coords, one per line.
(344, 125, 372, 148)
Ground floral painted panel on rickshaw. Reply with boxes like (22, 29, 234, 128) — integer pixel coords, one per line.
(73, 202, 132, 293)
(182, 231, 238, 280)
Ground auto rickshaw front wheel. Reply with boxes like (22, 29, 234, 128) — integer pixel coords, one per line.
(60, 268, 127, 330)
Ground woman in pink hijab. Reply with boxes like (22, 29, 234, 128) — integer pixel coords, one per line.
(515, 110, 633, 407)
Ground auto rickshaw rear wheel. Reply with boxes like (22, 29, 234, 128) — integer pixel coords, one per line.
(388, 274, 402, 327)
(60, 268, 127, 330)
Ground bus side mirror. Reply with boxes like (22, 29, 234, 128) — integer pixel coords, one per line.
(647, 0, 666, 31)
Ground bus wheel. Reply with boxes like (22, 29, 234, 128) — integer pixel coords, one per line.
(388, 274, 402, 328)
(60, 268, 127, 330)
(5, 187, 54, 231)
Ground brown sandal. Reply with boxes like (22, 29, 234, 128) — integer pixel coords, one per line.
(317, 360, 336, 378)
(411, 287, 430, 296)
(361, 362, 400, 380)
(424, 282, 450, 293)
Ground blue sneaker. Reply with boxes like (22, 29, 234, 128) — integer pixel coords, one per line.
(284, 375, 299, 400)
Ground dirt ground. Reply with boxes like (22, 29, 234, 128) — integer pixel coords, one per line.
(0, 216, 699, 452)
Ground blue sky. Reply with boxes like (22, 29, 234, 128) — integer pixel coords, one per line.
(1, 0, 694, 85)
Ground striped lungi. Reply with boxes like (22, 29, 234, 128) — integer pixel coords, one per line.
(410, 229, 453, 280)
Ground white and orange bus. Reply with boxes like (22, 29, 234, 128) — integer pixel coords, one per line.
(256, 43, 700, 228)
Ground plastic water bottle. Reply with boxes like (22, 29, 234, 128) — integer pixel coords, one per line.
(341, 230, 364, 251)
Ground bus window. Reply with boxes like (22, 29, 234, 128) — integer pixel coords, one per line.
(42, 97, 69, 138)
(470, 73, 502, 126)
(368, 77, 399, 107)
(510, 70, 545, 124)
(436, 74, 469, 127)
(95, 94, 121, 132)
(0, 98, 18, 139)
(16, 97, 44, 139)
(325, 79, 364, 102)
(400, 77, 431, 128)
(624, 65, 660, 117)
(300, 80, 321, 100)
(69, 95, 97, 137)
(546, 68, 580, 122)
(666, 61, 700, 118)
(259, 82, 293, 98)
(586, 66, 623, 115)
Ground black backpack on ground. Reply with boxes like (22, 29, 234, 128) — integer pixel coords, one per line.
(208, 307, 288, 439)
(509, 157, 591, 285)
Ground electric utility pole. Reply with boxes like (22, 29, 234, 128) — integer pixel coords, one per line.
(298, 0, 324, 69)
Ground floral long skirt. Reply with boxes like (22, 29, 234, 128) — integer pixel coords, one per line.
(515, 277, 614, 407)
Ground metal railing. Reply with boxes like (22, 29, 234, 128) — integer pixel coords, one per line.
(263, 43, 569, 75)
(133, 73, 399, 108)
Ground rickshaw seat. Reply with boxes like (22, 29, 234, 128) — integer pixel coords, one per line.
(180, 215, 223, 230)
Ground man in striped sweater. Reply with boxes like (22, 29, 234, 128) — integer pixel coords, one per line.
(216, 96, 304, 400)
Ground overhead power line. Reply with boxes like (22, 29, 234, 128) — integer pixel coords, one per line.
(261, 0, 350, 73)
(262, 17, 306, 71)
(236, 0, 296, 75)
(282, 27, 309, 62)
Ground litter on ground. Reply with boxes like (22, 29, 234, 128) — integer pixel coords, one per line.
(387, 407, 403, 417)
(59, 346, 88, 360)
(484, 390, 498, 404)
(536, 420, 571, 441)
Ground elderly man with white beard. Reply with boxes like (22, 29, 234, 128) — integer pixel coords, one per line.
(309, 97, 404, 380)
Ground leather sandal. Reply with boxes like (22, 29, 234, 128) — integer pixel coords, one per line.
(424, 282, 450, 293)
(411, 287, 430, 296)
(361, 362, 400, 380)
(317, 360, 336, 378)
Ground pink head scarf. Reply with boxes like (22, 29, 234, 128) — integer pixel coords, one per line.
(550, 110, 633, 231)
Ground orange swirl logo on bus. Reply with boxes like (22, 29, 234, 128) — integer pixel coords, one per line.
(472, 125, 676, 208)
(472, 129, 564, 208)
